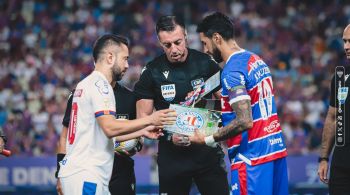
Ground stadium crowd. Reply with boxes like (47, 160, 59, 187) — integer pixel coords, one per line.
(0, 0, 349, 156)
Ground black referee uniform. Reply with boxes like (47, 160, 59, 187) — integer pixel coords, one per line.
(62, 83, 137, 195)
(329, 66, 350, 194)
(134, 48, 229, 195)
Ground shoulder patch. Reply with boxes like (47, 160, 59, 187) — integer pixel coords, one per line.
(95, 80, 109, 95)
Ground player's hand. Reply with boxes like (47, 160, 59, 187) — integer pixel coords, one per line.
(142, 126, 163, 140)
(115, 149, 136, 156)
(56, 178, 64, 195)
(189, 129, 206, 145)
(318, 160, 329, 184)
(149, 109, 177, 127)
(185, 91, 195, 100)
(116, 138, 144, 156)
(172, 133, 191, 147)
(0, 137, 4, 153)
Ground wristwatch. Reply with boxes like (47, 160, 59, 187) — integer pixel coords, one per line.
(166, 133, 173, 142)
(318, 157, 329, 163)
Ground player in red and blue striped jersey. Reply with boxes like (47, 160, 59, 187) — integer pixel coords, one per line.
(191, 12, 288, 195)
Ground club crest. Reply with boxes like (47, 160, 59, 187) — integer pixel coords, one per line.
(176, 111, 204, 131)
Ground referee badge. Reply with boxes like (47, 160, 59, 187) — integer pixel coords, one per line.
(161, 84, 176, 101)
(338, 87, 348, 104)
(191, 78, 204, 89)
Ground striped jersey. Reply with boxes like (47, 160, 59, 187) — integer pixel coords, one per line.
(59, 71, 116, 185)
(220, 50, 287, 170)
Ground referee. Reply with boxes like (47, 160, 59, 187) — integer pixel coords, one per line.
(134, 16, 229, 195)
(318, 24, 350, 194)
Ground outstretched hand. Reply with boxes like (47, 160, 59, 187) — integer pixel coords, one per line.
(142, 125, 163, 140)
(150, 109, 177, 128)
(172, 133, 191, 147)
(189, 129, 206, 145)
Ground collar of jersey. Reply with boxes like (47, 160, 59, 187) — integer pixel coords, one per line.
(93, 70, 109, 83)
(225, 49, 245, 64)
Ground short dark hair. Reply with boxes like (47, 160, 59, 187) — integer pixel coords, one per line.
(92, 34, 129, 63)
(197, 12, 234, 40)
(156, 15, 185, 34)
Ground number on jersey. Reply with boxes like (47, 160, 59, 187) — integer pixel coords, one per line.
(68, 102, 78, 144)
(257, 77, 273, 120)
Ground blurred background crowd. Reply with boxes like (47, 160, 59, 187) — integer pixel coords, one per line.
(0, 0, 349, 157)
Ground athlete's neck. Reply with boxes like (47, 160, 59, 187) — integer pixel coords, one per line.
(94, 65, 113, 84)
(220, 40, 242, 62)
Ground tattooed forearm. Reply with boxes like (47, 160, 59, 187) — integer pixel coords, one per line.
(213, 99, 253, 142)
(320, 107, 336, 158)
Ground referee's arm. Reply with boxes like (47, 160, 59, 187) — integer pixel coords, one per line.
(318, 106, 336, 184)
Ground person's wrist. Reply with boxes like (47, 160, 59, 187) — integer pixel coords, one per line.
(166, 133, 173, 143)
(318, 157, 329, 163)
(204, 135, 216, 147)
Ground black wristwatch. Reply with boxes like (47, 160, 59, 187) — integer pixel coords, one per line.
(318, 157, 329, 163)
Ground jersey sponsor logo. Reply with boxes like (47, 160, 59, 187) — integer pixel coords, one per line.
(268, 137, 283, 146)
(253, 66, 271, 81)
(191, 78, 204, 89)
(60, 158, 67, 166)
(231, 183, 238, 191)
(338, 87, 348, 104)
(73, 89, 83, 97)
(162, 71, 169, 79)
(95, 80, 109, 95)
(263, 120, 280, 133)
(116, 114, 129, 120)
(161, 84, 176, 101)
(103, 98, 110, 109)
(240, 74, 245, 85)
(176, 111, 204, 131)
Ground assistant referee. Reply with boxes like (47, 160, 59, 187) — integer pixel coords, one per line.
(134, 15, 229, 195)
(318, 24, 350, 195)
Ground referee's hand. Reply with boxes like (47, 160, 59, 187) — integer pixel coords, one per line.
(56, 178, 64, 195)
(172, 133, 191, 147)
(318, 161, 329, 184)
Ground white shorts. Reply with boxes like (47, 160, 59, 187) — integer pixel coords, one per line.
(60, 170, 110, 195)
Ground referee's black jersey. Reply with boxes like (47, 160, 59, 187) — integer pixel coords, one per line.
(330, 66, 350, 167)
(134, 48, 220, 110)
(62, 83, 136, 127)
(134, 48, 223, 166)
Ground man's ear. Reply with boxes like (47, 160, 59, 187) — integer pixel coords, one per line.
(212, 32, 221, 45)
(106, 51, 115, 65)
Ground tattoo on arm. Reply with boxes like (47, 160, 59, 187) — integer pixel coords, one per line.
(213, 99, 253, 142)
(320, 107, 336, 158)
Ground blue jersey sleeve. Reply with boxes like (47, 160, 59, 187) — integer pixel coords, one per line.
(222, 70, 251, 105)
